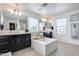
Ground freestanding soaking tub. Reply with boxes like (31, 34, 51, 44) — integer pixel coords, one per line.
(31, 38, 57, 56)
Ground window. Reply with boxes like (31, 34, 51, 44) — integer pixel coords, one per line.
(28, 17, 39, 32)
(56, 18, 67, 34)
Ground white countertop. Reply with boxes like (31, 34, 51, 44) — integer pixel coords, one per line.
(0, 30, 30, 36)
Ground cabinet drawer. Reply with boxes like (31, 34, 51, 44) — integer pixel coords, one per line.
(0, 42, 8, 45)
(0, 43, 9, 49)
(0, 49, 9, 53)
(0, 36, 9, 39)
(15, 35, 25, 39)
(26, 34, 31, 39)
(0, 37, 9, 43)
(26, 39, 31, 42)
(0, 43, 9, 53)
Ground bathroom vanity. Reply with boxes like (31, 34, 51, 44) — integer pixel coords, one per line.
(0, 32, 31, 54)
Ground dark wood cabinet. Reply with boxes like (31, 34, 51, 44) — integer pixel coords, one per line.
(11, 35, 24, 52)
(25, 34, 31, 47)
(0, 33, 31, 54)
(0, 36, 10, 54)
(11, 34, 31, 52)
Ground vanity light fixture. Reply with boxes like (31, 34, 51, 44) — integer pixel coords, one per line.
(15, 10, 18, 15)
(10, 9, 22, 16)
(41, 18, 47, 21)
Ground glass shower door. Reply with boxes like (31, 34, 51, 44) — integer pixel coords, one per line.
(71, 23, 79, 39)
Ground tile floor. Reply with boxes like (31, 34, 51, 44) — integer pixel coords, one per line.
(13, 41, 79, 56)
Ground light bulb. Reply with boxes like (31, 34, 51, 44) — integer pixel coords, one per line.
(10, 10, 13, 14)
(49, 20, 52, 23)
(15, 11, 18, 15)
(42, 18, 47, 21)
(19, 12, 22, 16)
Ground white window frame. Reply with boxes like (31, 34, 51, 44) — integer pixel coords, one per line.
(27, 16, 39, 33)
(56, 17, 67, 34)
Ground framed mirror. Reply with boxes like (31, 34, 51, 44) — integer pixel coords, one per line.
(9, 23, 15, 30)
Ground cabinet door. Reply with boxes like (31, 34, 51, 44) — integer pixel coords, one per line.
(0, 36, 10, 54)
(25, 39, 31, 47)
(11, 34, 31, 52)
(0, 42, 9, 53)
(25, 34, 31, 47)
(12, 35, 25, 52)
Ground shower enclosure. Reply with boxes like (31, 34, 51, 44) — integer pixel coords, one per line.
(71, 23, 79, 39)
(70, 13, 79, 40)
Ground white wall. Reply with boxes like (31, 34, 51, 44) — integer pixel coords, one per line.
(19, 20, 27, 30)
(52, 9, 79, 41)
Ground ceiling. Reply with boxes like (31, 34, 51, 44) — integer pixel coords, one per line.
(0, 3, 79, 17)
